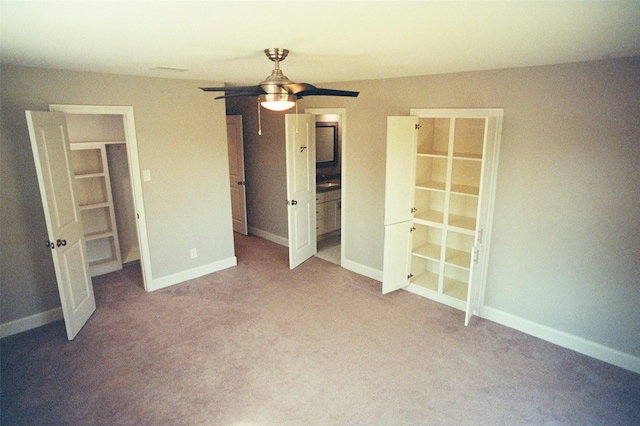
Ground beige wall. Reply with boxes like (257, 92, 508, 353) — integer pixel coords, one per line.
(1, 65, 235, 324)
(233, 57, 640, 358)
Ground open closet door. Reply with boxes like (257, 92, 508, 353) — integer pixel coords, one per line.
(26, 111, 95, 340)
(285, 114, 316, 269)
(226, 115, 248, 235)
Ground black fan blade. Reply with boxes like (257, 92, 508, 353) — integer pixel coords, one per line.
(214, 92, 261, 100)
(283, 83, 317, 94)
(291, 85, 359, 98)
(200, 85, 265, 94)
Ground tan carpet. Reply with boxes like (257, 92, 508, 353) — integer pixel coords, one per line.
(2, 234, 639, 425)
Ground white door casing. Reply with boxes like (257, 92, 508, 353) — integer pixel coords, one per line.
(285, 114, 316, 269)
(226, 115, 248, 235)
(26, 111, 96, 340)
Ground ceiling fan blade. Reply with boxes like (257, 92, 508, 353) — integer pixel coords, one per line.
(293, 85, 359, 98)
(200, 85, 265, 94)
(283, 83, 317, 94)
(214, 92, 262, 100)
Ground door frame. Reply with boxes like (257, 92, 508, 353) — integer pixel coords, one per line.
(49, 104, 152, 291)
(305, 108, 346, 266)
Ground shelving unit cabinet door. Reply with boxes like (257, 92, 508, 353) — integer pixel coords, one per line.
(384, 116, 418, 226)
(382, 221, 412, 294)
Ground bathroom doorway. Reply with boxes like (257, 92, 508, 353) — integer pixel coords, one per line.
(306, 108, 346, 266)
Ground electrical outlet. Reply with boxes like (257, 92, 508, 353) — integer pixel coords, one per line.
(190, 248, 197, 258)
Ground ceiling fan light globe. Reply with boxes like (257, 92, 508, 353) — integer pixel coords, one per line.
(259, 94, 296, 111)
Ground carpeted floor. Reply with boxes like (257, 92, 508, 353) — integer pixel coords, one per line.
(2, 234, 639, 425)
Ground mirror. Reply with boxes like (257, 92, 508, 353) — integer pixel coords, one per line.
(316, 121, 338, 168)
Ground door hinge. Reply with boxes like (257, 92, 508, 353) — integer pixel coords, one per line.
(477, 228, 483, 243)
(473, 247, 480, 264)
(407, 273, 414, 280)
(411, 207, 417, 213)
(410, 226, 416, 232)
(415, 124, 422, 130)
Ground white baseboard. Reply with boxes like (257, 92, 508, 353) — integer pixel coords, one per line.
(147, 256, 238, 292)
(247, 226, 383, 282)
(248, 226, 288, 247)
(0, 307, 63, 339)
(480, 306, 640, 374)
(341, 259, 383, 282)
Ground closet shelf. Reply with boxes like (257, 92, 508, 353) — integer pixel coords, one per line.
(70, 140, 126, 150)
(416, 181, 446, 191)
(85, 231, 114, 241)
(79, 202, 110, 211)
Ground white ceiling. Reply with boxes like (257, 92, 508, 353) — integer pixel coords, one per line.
(2, 1, 639, 86)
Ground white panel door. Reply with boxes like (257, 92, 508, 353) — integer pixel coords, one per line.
(26, 111, 96, 340)
(385, 116, 418, 226)
(285, 114, 316, 269)
(226, 115, 248, 235)
(382, 221, 412, 294)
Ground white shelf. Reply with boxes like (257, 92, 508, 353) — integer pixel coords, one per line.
(412, 242, 441, 261)
(443, 277, 468, 301)
(445, 247, 471, 269)
(416, 181, 446, 192)
(450, 183, 479, 196)
(70, 140, 126, 150)
(417, 151, 448, 158)
(79, 202, 110, 211)
(85, 230, 114, 241)
(411, 270, 439, 292)
(448, 214, 476, 232)
(414, 210, 444, 225)
(453, 153, 482, 161)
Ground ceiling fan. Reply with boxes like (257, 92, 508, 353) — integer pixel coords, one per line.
(200, 48, 359, 111)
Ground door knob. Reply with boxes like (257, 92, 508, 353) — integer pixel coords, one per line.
(56, 239, 67, 247)
(46, 240, 55, 250)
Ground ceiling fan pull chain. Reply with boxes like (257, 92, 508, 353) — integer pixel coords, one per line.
(257, 98, 262, 135)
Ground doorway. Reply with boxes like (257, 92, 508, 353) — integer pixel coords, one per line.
(49, 105, 151, 290)
(305, 108, 347, 266)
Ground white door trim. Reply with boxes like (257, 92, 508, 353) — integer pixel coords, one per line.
(49, 104, 152, 291)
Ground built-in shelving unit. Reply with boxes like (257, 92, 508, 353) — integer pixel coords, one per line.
(383, 109, 503, 325)
(70, 141, 124, 276)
